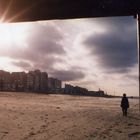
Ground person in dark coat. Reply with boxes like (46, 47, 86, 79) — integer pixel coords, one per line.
(121, 93, 129, 116)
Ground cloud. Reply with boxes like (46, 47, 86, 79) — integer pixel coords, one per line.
(83, 17, 138, 73)
(50, 69, 85, 81)
(0, 22, 66, 71)
(26, 23, 65, 56)
(11, 61, 31, 68)
(123, 74, 139, 82)
(90, 16, 137, 34)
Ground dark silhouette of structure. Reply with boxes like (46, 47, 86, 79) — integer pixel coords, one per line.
(64, 84, 106, 97)
(0, 0, 139, 22)
(0, 70, 61, 93)
(121, 93, 129, 116)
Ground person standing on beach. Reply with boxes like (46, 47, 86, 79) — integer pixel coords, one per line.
(121, 93, 129, 116)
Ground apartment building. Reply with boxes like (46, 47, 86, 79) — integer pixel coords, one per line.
(48, 77, 62, 92)
(11, 72, 27, 91)
(0, 70, 11, 91)
(26, 70, 48, 92)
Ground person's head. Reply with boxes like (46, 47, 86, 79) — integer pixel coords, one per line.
(123, 93, 126, 97)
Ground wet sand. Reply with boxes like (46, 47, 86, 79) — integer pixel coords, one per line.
(0, 92, 140, 140)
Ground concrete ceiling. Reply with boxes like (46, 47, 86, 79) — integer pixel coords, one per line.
(0, 0, 140, 22)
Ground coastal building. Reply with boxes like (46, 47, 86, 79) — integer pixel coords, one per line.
(48, 77, 61, 92)
(34, 70, 41, 92)
(1, 69, 106, 96)
(11, 72, 27, 91)
(26, 71, 35, 92)
(88, 89, 105, 97)
(64, 84, 88, 95)
(26, 70, 48, 92)
(0, 70, 11, 91)
(40, 72, 48, 92)
(64, 84, 74, 94)
(96, 89, 105, 96)
(74, 86, 88, 95)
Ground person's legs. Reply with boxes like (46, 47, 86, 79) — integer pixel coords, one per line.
(124, 108, 127, 116)
(122, 108, 125, 116)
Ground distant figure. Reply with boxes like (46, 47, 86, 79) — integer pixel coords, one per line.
(121, 93, 129, 116)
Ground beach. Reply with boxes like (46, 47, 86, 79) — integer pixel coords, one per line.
(0, 92, 140, 140)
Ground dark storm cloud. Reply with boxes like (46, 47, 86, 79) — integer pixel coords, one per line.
(32, 56, 65, 72)
(26, 23, 65, 56)
(90, 16, 137, 34)
(83, 16, 138, 73)
(50, 70, 85, 81)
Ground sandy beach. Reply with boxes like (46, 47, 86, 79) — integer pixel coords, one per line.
(0, 92, 140, 140)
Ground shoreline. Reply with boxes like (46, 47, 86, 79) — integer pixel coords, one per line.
(0, 91, 139, 99)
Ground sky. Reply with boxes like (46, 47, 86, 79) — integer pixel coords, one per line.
(0, 16, 139, 96)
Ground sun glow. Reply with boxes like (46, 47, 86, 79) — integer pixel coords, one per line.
(0, 22, 29, 46)
(0, 57, 21, 72)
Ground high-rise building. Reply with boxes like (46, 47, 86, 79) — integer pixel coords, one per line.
(11, 72, 27, 91)
(48, 77, 61, 92)
(26, 71, 35, 92)
(34, 70, 41, 92)
(40, 72, 48, 92)
(26, 70, 48, 92)
(0, 70, 11, 91)
(0, 69, 57, 93)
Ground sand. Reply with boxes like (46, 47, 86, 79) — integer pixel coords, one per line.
(0, 92, 140, 140)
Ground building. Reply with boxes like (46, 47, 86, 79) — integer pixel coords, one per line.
(0, 69, 60, 93)
(64, 84, 88, 95)
(0, 70, 11, 91)
(11, 72, 27, 91)
(26, 71, 35, 92)
(74, 86, 88, 95)
(34, 70, 41, 92)
(48, 77, 62, 92)
(88, 89, 105, 97)
(64, 84, 74, 94)
(26, 70, 48, 92)
(40, 72, 48, 92)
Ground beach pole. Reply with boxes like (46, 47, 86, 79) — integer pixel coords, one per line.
(136, 14, 140, 115)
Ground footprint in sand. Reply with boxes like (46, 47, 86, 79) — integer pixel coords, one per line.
(40, 116, 44, 120)
(1, 132, 9, 134)
(41, 124, 48, 129)
(127, 123, 134, 126)
(117, 130, 122, 133)
(135, 124, 139, 126)
(56, 107, 60, 109)
(128, 132, 140, 138)
(53, 120, 57, 123)
(73, 125, 76, 127)
(29, 132, 36, 136)
(61, 129, 65, 133)
(62, 116, 67, 118)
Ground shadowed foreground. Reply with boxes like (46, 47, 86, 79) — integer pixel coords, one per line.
(0, 92, 140, 140)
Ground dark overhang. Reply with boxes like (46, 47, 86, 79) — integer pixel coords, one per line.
(0, 0, 140, 22)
